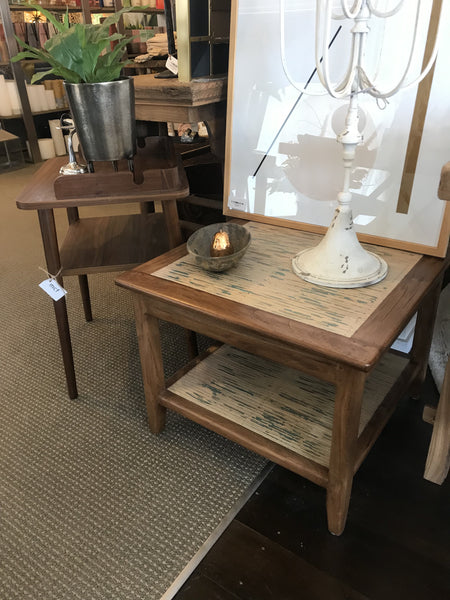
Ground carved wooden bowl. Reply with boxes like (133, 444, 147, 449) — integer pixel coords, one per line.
(187, 223, 251, 272)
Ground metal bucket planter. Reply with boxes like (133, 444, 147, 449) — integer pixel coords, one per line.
(64, 77, 136, 163)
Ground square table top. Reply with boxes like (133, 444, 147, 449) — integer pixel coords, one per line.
(116, 221, 448, 371)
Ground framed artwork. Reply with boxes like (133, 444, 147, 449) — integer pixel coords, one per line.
(223, 0, 450, 257)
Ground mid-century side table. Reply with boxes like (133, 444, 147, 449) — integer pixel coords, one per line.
(116, 221, 448, 534)
(16, 137, 189, 399)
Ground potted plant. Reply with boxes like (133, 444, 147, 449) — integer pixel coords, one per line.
(12, 5, 151, 163)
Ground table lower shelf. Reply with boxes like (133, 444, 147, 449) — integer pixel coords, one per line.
(60, 213, 170, 276)
(166, 345, 409, 485)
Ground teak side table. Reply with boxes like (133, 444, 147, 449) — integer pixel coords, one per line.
(16, 137, 189, 399)
(116, 221, 448, 535)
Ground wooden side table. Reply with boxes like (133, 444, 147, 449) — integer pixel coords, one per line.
(116, 221, 448, 535)
(16, 137, 189, 399)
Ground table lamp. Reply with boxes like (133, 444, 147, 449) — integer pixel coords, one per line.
(290, 0, 442, 288)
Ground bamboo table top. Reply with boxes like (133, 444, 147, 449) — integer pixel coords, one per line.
(153, 222, 420, 338)
(116, 221, 448, 371)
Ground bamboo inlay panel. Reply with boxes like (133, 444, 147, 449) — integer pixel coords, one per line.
(169, 346, 408, 467)
(154, 222, 421, 337)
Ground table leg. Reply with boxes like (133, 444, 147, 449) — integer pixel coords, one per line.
(203, 101, 226, 162)
(38, 209, 78, 399)
(66, 208, 92, 322)
(78, 275, 92, 322)
(163, 198, 183, 249)
(160, 200, 197, 357)
(326, 367, 366, 535)
(410, 275, 444, 396)
(133, 294, 167, 432)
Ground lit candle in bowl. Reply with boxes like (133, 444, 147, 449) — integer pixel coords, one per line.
(210, 229, 234, 257)
(187, 223, 250, 272)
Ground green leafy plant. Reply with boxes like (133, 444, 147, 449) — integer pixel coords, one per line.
(12, 5, 151, 84)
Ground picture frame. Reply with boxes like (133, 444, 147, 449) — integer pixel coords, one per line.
(223, 0, 450, 257)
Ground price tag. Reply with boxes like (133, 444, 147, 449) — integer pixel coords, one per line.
(166, 55, 178, 75)
(39, 278, 67, 302)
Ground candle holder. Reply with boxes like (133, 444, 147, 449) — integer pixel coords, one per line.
(290, 0, 442, 288)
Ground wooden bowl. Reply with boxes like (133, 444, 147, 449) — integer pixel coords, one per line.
(187, 223, 251, 272)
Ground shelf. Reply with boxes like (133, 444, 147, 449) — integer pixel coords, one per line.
(167, 345, 408, 470)
(7, 4, 114, 12)
(60, 213, 170, 275)
(7, 4, 163, 13)
(0, 107, 69, 119)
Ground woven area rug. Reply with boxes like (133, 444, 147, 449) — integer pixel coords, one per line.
(0, 167, 267, 600)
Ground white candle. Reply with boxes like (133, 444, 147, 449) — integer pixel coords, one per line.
(45, 89, 57, 110)
(38, 138, 56, 160)
(49, 119, 67, 156)
(6, 81, 21, 114)
(36, 84, 50, 111)
(0, 75, 13, 117)
(26, 84, 42, 113)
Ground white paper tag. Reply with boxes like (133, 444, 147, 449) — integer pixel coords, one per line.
(166, 55, 178, 75)
(39, 278, 67, 301)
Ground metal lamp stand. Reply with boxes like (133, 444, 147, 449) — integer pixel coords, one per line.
(292, 89, 387, 288)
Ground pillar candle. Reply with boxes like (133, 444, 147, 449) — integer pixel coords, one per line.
(0, 75, 13, 117)
(6, 80, 21, 114)
(36, 84, 50, 111)
(49, 119, 67, 156)
(26, 84, 42, 113)
(38, 138, 56, 160)
(45, 89, 57, 110)
(52, 79, 66, 109)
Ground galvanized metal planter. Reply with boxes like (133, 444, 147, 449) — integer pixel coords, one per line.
(64, 77, 136, 163)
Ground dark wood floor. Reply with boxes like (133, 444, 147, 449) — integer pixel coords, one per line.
(174, 370, 450, 600)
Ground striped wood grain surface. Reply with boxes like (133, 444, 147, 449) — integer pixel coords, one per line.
(154, 222, 420, 338)
(168, 345, 408, 467)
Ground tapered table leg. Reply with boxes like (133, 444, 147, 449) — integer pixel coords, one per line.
(133, 294, 166, 432)
(163, 198, 183, 249)
(38, 209, 78, 399)
(66, 208, 92, 323)
(162, 197, 196, 357)
(78, 275, 92, 322)
(326, 367, 367, 535)
(410, 275, 444, 396)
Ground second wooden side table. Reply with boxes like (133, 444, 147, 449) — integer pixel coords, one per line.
(16, 137, 189, 399)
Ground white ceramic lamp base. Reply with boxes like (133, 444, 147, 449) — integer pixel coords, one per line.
(292, 206, 388, 289)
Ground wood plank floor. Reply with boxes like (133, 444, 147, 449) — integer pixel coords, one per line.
(174, 370, 450, 600)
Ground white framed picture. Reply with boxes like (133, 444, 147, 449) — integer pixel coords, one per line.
(224, 0, 450, 256)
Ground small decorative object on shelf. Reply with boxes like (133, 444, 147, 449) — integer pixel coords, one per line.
(289, 0, 443, 288)
(58, 114, 87, 175)
(187, 222, 251, 272)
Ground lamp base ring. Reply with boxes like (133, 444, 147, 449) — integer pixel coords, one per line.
(292, 249, 388, 289)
